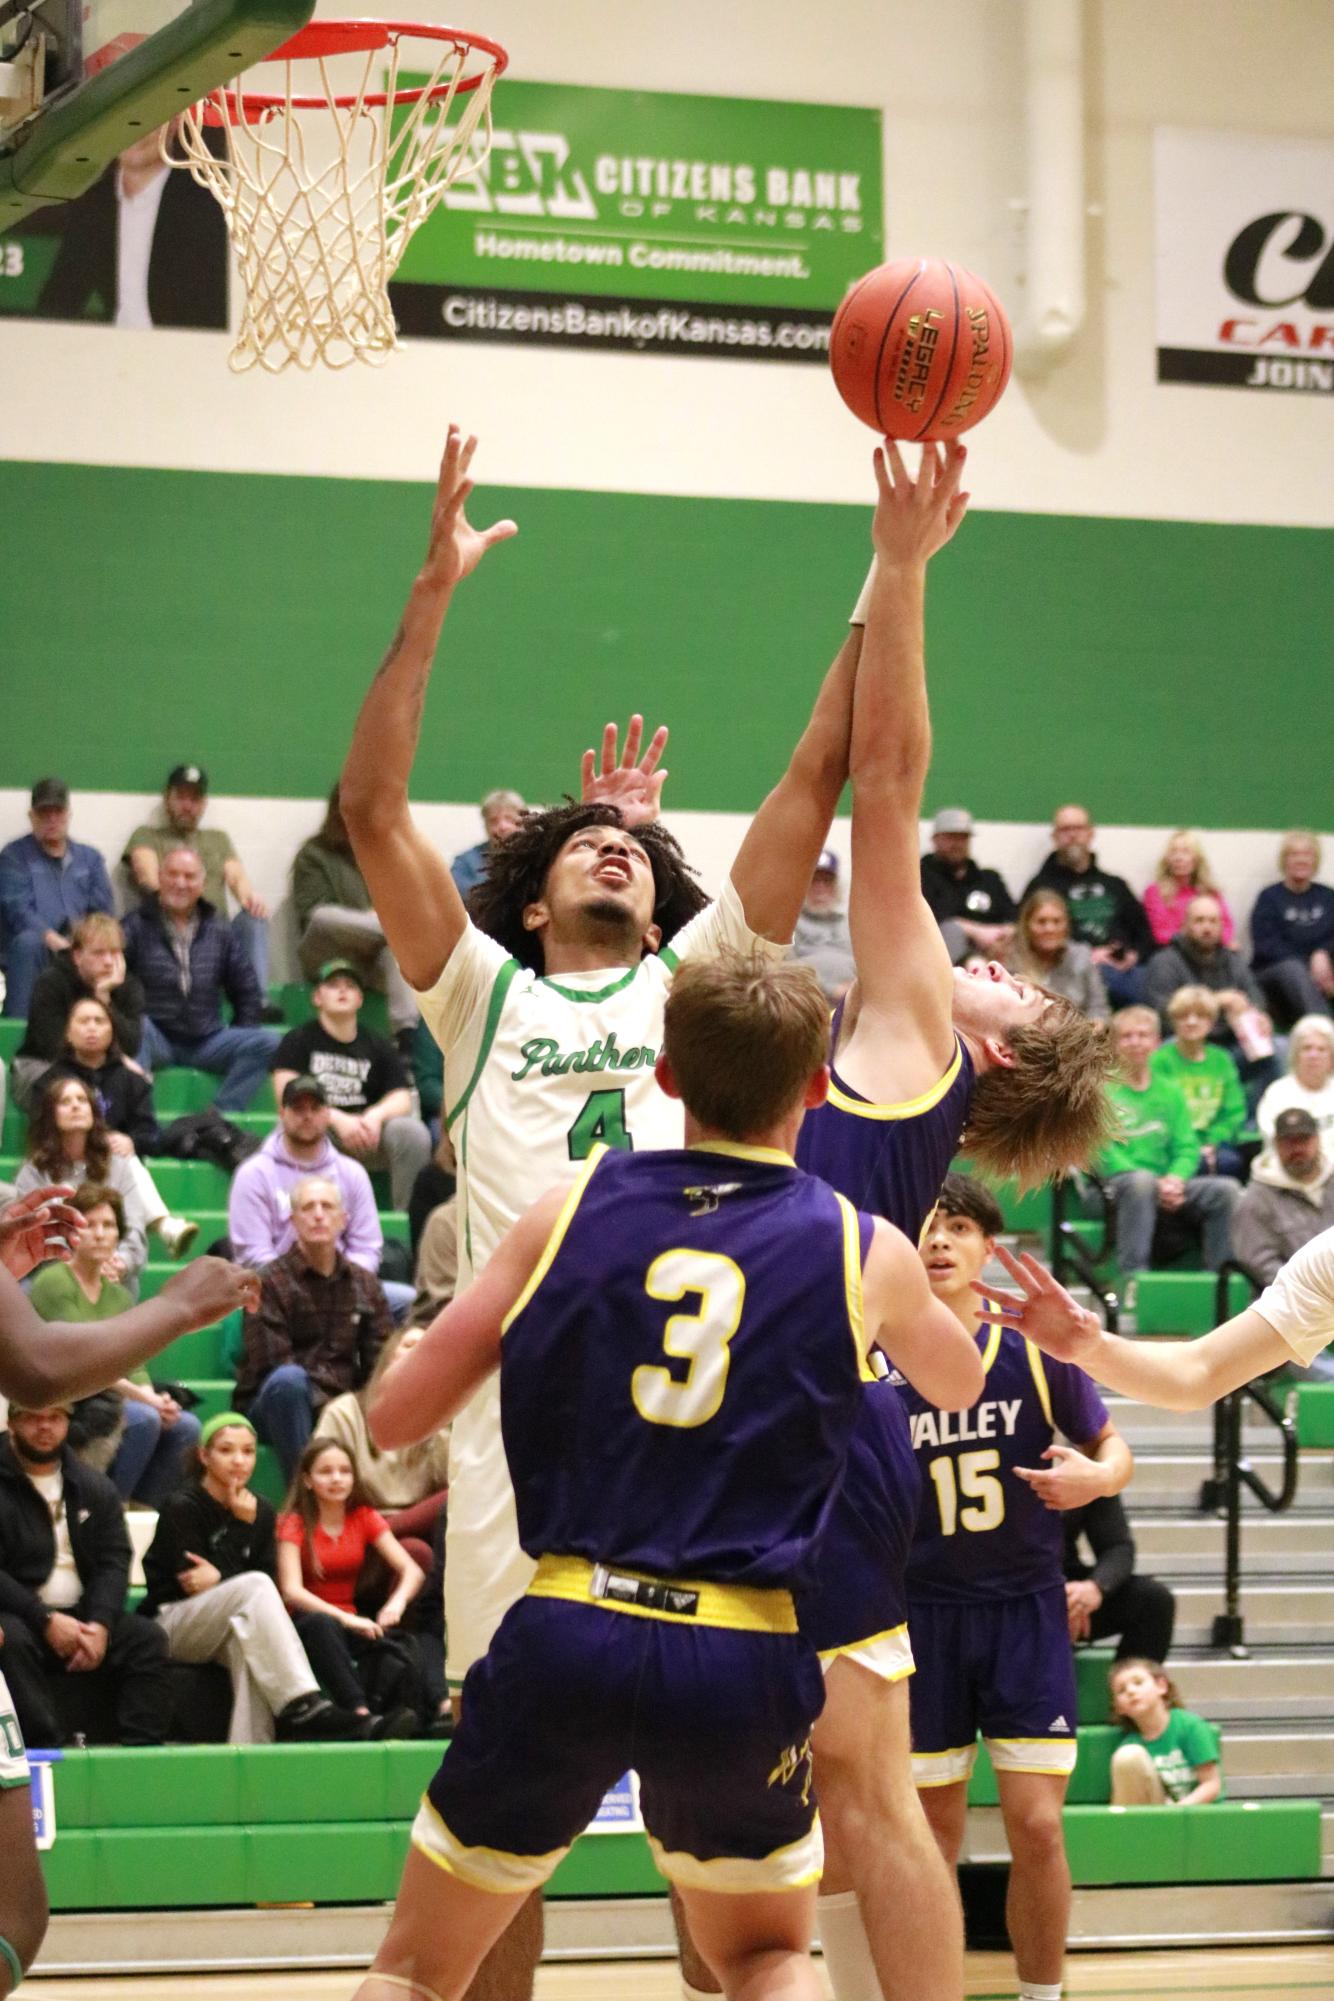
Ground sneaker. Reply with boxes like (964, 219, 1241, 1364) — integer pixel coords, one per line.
(275, 1693, 364, 1742)
(357, 1705, 420, 1741)
(156, 1215, 200, 1260)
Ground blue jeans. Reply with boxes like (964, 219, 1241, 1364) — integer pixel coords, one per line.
(381, 1278, 416, 1325)
(232, 909, 270, 993)
(248, 1362, 315, 1481)
(109, 1398, 203, 1506)
(140, 1017, 281, 1111)
(3, 927, 55, 1017)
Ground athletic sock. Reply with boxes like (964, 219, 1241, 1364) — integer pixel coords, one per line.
(817, 1888, 885, 2001)
(1018, 1982, 1063, 2000)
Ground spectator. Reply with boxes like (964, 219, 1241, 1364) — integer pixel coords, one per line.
(15, 1074, 196, 1277)
(919, 807, 1016, 962)
(407, 1131, 457, 1265)
(1152, 988, 1249, 1180)
(1063, 1494, 1176, 1662)
(28, 1185, 203, 1503)
(1255, 1017, 1334, 1163)
(227, 1078, 413, 1316)
(123, 846, 281, 1112)
(140, 1413, 367, 1743)
(0, 780, 115, 1018)
(1007, 890, 1109, 1020)
(0, 1401, 170, 1748)
(1143, 894, 1279, 1106)
(315, 1325, 450, 1538)
(125, 764, 273, 997)
(271, 961, 430, 1209)
(1023, 804, 1154, 1004)
(1234, 1108, 1334, 1296)
(234, 1173, 393, 1478)
(412, 1017, 443, 1142)
(1109, 1660, 1223, 1807)
(1249, 831, 1334, 1027)
(449, 788, 526, 901)
(292, 784, 417, 1039)
(1095, 1007, 1240, 1276)
(276, 1439, 424, 1733)
(13, 913, 147, 1112)
(1144, 830, 1235, 949)
(411, 1192, 459, 1327)
(790, 848, 856, 1001)
(38, 997, 162, 1157)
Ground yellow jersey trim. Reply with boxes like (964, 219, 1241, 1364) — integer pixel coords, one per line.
(836, 1192, 875, 1380)
(412, 1797, 567, 1894)
(500, 1144, 606, 1336)
(528, 1553, 797, 1634)
(825, 1040, 964, 1123)
(817, 1620, 910, 1660)
(645, 1820, 823, 1894)
(1025, 1338, 1055, 1427)
(691, 1139, 797, 1167)
(978, 1300, 1004, 1376)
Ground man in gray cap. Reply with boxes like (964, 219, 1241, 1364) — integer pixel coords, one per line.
(918, 807, 1016, 964)
(1234, 1108, 1334, 1327)
(0, 781, 115, 1018)
(125, 764, 273, 998)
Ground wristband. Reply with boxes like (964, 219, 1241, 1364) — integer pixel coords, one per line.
(849, 557, 877, 626)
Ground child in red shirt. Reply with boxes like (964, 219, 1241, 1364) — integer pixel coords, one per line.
(277, 1439, 426, 1733)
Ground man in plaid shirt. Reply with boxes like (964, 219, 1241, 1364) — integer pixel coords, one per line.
(236, 1176, 392, 1478)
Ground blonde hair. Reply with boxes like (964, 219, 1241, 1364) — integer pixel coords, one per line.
(663, 953, 829, 1140)
(1109, 1656, 1183, 1725)
(960, 994, 1116, 1190)
(1112, 1005, 1160, 1043)
(71, 913, 124, 951)
(1155, 829, 1216, 897)
(1166, 985, 1221, 1028)
(1280, 829, 1322, 872)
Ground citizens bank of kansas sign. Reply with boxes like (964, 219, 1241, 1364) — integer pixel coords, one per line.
(389, 80, 883, 362)
(1154, 126, 1334, 396)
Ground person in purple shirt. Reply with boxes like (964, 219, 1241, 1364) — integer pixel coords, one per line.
(1249, 831, 1334, 1027)
(906, 1175, 1131, 2001)
(226, 1076, 415, 1321)
(0, 780, 114, 1018)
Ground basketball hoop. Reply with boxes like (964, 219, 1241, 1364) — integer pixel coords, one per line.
(169, 19, 508, 373)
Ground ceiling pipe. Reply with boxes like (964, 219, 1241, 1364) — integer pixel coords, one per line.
(1013, 0, 1086, 375)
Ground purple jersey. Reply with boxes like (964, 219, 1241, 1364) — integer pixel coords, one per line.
(903, 1315, 1108, 1604)
(501, 1143, 875, 1591)
(796, 1032, 974, 1248)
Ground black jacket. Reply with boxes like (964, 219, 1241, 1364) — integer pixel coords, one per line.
(920, 853, 1017, 926)
(17, 955, 146, 1066)
(34, 152, 228, 329)
(1063, 1494, 1135, 1598)
(123, 895, 265, 1039)
(37, 1055, 162, 1154)
(0, 1434, 131, 1633)
(1022, 855, 1153, 959)
(140, 1485, 277, 1618)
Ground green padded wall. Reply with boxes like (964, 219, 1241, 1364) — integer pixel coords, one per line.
(3, 458, 1331, 825)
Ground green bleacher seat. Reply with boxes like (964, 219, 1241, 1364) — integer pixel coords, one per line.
(0, 1018, 26, 1062)
(153, 1323, 233, 1378)
(1134, 1269, 1254, 1336)
(1062, 1799, 1321, 1885)
(154, 1068, 218, 1115)
(1292, 1383, 1334, 1448)
(1074, 1646, 1116, 1724)
(0, 1153, 20, 1185)
(145, 1158, 233, 1208)
(381, 1210, 410, 1246)
(1, 1102, 27, 1152)
(229, 1111, 276, 1136)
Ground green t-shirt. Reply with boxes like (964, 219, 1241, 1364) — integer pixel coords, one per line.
(126, 822, 237, 911)
(1097, 1075, 1201, 1179)
(1120, 1707, 1224, 1802)
(1151, 1042, 1248, 1148)
(28, 1261, 148, 1384)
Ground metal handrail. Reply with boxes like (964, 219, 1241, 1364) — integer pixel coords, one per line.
(1048, 1172, 1120, 1332)
(1201, 1260, 1300, 1655)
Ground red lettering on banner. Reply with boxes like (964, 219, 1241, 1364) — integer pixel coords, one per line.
(1218, 317, 1334, 350)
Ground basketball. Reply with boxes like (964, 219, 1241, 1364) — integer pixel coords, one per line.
(829, 257, 1013, 441)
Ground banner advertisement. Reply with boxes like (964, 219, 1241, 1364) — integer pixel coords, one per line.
(1154, 126, 1333, 396)
(389, 80, 883, 362)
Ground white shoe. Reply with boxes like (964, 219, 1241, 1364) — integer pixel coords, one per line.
(157, 1215, 200, 1260)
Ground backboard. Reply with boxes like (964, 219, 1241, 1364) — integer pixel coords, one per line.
(0, 0, 314, 221)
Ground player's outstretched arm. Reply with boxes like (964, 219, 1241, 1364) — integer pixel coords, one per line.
(369, 1184, 565, 1446)
(977, 1244, 1293, 1412)
(843, 442, 968, 1064)
(0, 1259, 259, 1410)
(863, 1217, 985, 1410)
(341, 426, 518, 993)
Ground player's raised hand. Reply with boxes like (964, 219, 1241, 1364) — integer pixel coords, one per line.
(419, 426, 518, 595)
(0, 1187, 81, 1279)
(973, 1244, 1102, 1366)
(580, 715, 670, 828)
(871, 437, 969, 569)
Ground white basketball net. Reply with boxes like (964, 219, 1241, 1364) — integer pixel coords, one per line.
(170, 28, 501, 373)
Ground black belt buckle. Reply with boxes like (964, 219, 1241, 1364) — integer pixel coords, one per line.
(590, 1563, 700, 1617)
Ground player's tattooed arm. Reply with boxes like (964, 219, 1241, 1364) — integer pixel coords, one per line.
(342, 426, 518, 991)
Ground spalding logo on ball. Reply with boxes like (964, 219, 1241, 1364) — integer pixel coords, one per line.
(830, 257, 1013, 440)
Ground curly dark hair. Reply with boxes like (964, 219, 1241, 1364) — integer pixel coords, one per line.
(468, 803, 709, 973)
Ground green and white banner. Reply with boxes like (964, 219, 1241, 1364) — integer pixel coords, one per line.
(390, 80, 883, 361)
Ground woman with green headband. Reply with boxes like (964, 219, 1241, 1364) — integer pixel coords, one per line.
(141, 1412, 380, 1744)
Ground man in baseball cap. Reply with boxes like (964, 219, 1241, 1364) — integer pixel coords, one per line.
(1234, 1105, 1334, 1303)
(0, 780, 115, 1018)
(919, 805, 1017, 965)
(792, 846, 856, 1002)
(125, 765, 274, 1003)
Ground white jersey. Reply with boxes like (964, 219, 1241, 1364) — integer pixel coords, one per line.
(415, 876, 785, 1679)
(0, 1667, 29, 1789)
(1256, 1225, 1334, 1366)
